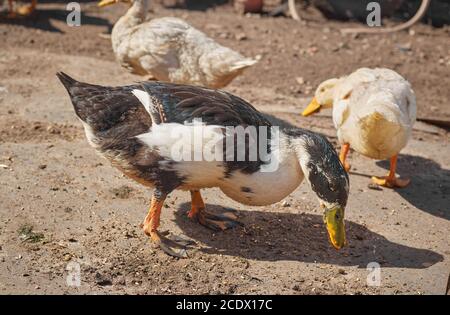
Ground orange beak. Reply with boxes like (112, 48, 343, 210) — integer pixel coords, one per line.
(302, 97, 321, 116)
(98, 0, 117, 7)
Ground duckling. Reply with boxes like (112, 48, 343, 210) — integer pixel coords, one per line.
(97, 0, 258, 89)
(57, 72, 349, 257)
(302, 68, 416, 188)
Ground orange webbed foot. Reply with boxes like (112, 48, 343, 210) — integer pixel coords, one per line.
(142, 225, 194, 258)
(371, 176, 410, 188)
(372, 155, 410, 188)
(17, 3, 35, 16)
(189, 190, 242, 231)
(195, 209, 242, 231)
(141, 191, 194, 258)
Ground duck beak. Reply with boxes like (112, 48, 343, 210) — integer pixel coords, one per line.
(324, 207, 346, 250)
(302, 97, 321, 116)
(98, 0, 117, 7)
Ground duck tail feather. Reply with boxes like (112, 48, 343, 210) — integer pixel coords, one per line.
(57, 72, 143, 132)
(56, 72, 77, 92)
(229, 58, 259, 71)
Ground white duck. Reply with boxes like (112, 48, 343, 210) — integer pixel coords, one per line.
(98, 0, 258, 89)
(302, 68, 416, 188)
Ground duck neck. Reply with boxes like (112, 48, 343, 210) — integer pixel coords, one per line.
(292, 136, 314, 180)
(290, 131, 349, 208)
(289, 132, 328, 196)
(112, 0, 149, 50)
(123, 0, 149, 27)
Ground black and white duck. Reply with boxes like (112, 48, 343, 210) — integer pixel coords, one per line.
(57, 72, 349, 257)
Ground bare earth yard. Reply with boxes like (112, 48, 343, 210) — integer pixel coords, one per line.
(0, 2, 449, 294)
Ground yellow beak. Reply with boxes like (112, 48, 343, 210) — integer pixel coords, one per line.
(98, 0, 117, 7)
(324, 207, 346, 250)
(302, 97, 321, 117)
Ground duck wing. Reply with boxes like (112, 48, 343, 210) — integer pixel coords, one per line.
(134, 82, 273, 174)
(58, 73, 273, 175)
(135, 81, 271, 128)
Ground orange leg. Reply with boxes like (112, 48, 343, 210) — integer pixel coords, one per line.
(7, 0, 16, 18)
(188, 190, 205, 218)
(17, 0, 37, 16)
(371, 155, 410, 188)
(142, 192, 165, 243)
(141, 190, 193, 258)
(339, 143, 351, 172)
(188, 190, 241, 231)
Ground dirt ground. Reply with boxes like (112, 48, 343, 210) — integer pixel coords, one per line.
(0, 2, 449, 295)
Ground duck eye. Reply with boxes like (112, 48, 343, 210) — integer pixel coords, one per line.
(335, 213, 340, 220)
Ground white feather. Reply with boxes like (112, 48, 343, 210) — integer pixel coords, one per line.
(327, 68, 416, 159)
(80, 120, 99, 148)
(131, 89, 158, 121)
(137, 125, 305, 205)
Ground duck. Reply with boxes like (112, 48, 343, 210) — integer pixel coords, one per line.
(97, 0, 258, 89)
(5, 0, 37, 17)
(57, 72, 349, 257)
(302, 68, 416, 188)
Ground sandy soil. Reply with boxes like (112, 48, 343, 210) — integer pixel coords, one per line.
(0, 2, 449, 295)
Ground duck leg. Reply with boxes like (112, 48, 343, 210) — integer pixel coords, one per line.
(145, 73, 158, 81)
(339, 143, 351, 172)
(371, 155, 410, 188)
(142, 189, 192, 258)
(7, 0, 16, 18)
(188, 190, 242, 231)
(17, 0, 36, 16)
(188, 190, 205, 219)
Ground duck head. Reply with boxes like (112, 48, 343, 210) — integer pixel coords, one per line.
(286, 129, 349, 249)
(302, 78, 340, 116)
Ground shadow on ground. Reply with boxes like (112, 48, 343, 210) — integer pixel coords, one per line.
(174, 202, 443, 268)
(0, 5, 111, 33)
(376, 154, 450, 221)
(315, 0, 450, 27)
(162, 0, 229, 11)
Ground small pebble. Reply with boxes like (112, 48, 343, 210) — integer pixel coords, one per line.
(235, 33, 247, 41)
(296, 77, 305, 85)
(367, 183, 382, 191)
